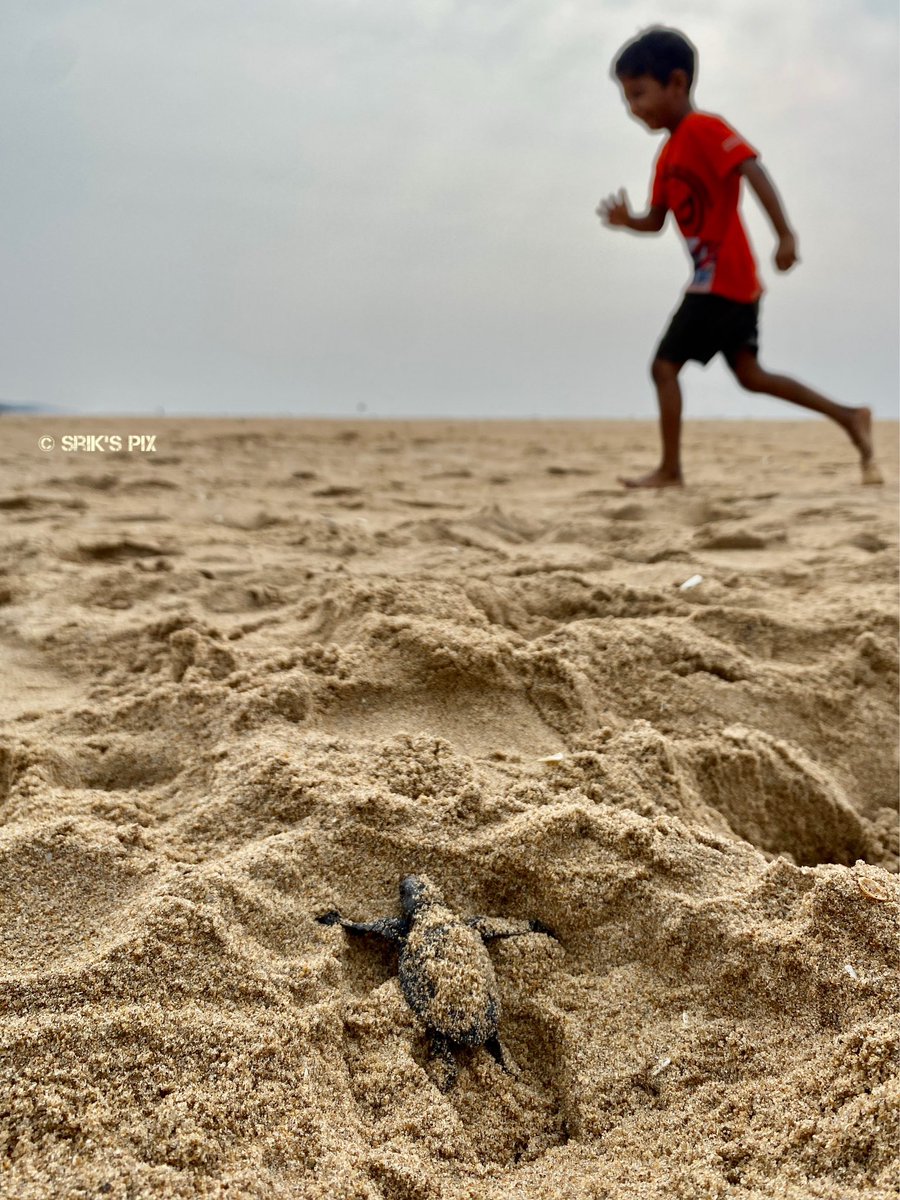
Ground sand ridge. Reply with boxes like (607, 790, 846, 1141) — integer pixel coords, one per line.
(0, 417, 898, 1199)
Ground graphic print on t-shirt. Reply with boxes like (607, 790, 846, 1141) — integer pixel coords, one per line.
(684, 236, 720, 291)
(666, 165, 710, 235)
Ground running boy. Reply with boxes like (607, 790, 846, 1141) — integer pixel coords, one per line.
(598, 26, 882, 488)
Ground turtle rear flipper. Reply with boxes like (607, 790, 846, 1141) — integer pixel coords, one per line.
(428, 1032, 458, 1092)
(426, 1034, 518, 1091)
(485, 1035, 520, 1078)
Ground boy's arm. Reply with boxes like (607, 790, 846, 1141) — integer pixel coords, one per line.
(738, 160, 798, 271)
(597, 188, 666, 233)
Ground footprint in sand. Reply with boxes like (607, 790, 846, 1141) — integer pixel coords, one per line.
(694, 527, 771, 551)
(69, 538, 177, 562)
(686, 728, 871, 866)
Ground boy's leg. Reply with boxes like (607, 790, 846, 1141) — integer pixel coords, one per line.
(620, 357, 685, 488)
(728, 349, 882, 483)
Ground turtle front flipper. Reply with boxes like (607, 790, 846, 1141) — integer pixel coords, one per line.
(466, 916, 557, 942)
(316, 912, 408, 943)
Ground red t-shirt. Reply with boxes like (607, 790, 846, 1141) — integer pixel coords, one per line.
(651, 111, 762, 303)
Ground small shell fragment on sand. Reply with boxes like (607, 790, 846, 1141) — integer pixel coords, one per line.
(843, 964, 860, 981)
(679, 574, 704, 591)
(857, 876, 891, 903)
(650, 1056, 673, 1077)
(537, 752, 567, 764)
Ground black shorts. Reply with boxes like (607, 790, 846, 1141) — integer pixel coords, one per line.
(655, 294, 760, 366)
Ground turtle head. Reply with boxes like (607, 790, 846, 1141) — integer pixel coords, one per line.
(400, 874, 443, 917)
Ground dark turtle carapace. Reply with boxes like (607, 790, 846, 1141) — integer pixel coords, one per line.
(317, 875, 555, 1089)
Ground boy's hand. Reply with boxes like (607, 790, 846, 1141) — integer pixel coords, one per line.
(775, 231, 798, 271)
(597, 188, 632, 227)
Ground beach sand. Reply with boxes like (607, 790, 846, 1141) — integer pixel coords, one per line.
(0, 417, 897, 1199)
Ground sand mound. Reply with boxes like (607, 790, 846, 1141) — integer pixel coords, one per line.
(0, 418, 897, 1199)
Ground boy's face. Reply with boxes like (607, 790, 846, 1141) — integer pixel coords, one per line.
(619, 72, 688, 130)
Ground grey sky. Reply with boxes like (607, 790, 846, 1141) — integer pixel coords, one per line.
(2, 0, 898, 418)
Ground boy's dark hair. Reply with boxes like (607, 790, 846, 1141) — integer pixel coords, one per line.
(613, 27, 696, 88)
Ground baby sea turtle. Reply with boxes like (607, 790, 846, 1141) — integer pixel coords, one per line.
(317, 874, 556, 1089)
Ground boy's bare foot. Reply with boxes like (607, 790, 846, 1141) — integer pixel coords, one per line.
(847, 407, 883, 484)
(619, 468, 684, 489)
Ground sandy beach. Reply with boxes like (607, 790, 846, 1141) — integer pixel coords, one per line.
(1, 416, 897, 1200)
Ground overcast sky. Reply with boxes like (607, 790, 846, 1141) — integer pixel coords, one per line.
(2, 0, 897, 419)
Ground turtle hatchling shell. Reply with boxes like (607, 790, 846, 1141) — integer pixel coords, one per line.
(399, 907, 501, 1046)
